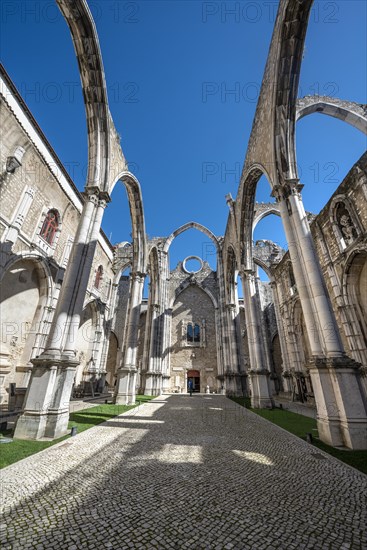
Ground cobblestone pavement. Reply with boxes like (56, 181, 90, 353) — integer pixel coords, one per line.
(1, 395, 366, 550)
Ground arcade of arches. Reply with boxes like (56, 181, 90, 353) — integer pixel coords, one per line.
(0, 0, 367, 451)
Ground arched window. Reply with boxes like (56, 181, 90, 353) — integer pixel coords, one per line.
(40, 210, 59, 245)
(94, 265, 103, 289)
(186, 322, 201, 345)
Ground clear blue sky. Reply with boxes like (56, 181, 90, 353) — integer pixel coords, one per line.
(1, 1, 366, 273)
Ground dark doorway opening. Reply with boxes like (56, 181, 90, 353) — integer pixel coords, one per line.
(187, 370, 200, 393)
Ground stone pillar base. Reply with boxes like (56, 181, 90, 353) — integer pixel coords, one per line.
(144, 372, 154, 396)
(162, 375, 170, 393)
(224, 374, 244, 397)
(15, 410, 69, 440)
(114, 367, 130, 405)
(127, 368, 137, 405)
(249, 370, 274, 409)
(14, 353, 77, 440)
(310, 355, 367, 449)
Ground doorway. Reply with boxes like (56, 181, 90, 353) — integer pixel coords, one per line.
(187, 370, 200, 393)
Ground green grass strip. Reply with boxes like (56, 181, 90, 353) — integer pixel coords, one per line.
(229, 397, 367, 475)
(0, 395, 154, 469)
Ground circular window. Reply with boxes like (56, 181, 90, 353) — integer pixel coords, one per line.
(183, 256, 203, 274)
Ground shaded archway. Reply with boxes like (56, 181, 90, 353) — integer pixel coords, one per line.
(105, 331, 119, 389)
(0, 257, 53, 409)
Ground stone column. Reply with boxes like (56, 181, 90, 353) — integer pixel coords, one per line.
(225, 304, 241, 395)
(269, 281, 293, 393)
(273, 181, 367, 449)
(217, 252, 231, 385)
(14, 188, 109, 440)
(141, 302, 156, 396)
(114, 271, 145, 405)
(286, 181, 344, 355)
(240, 269, 273, 408)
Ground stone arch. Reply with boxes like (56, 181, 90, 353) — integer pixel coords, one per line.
(342, 249, 367, 346)
(296, 96, 367, 134)
(238, 166, 273, 268)
(105, 330, 119, 388)
(273, 0, 314, 184)
(253, 258, 273, 282)
(56, 0, 121, 193)
(0, 255, 52, 403)
(163, 221, 220, 254)
(110, 171, 147, 274)
(252, 203, 281, 234)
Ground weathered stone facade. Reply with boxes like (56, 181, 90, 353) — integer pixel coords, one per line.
(168, 262, 219, 394)
(0, 67, 115, 411)
(1, 0, 366, 450)
(272, 152, 367, 400)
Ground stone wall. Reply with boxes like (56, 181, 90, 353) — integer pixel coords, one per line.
(168, 260, 219, 393)
(0, 70, 115, 407)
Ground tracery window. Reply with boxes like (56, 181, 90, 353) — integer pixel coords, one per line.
(186, 323, 201, 344)
(94, 265, 104, 289)
(40, 210, 59, 245)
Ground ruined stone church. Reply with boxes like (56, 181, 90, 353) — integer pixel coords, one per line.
(0, 0, 366, 451)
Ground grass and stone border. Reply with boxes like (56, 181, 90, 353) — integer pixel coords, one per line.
(229, 397, 367, 475)
(0, 395, 154, 469)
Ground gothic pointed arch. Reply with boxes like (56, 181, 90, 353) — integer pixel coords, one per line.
(163, 221, 220, 253)
(56, 0, 127, 192)
(296, 96, 367, 134)
(109, 171, 147, 273)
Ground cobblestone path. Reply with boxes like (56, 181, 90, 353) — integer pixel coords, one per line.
(1, 395, 366, 550)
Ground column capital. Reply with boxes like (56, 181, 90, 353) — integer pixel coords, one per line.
(271, 180, 304, 202)
(83, 187, 111, 206)
(240, 268, 256, 281)
(130, 271, 146, 282)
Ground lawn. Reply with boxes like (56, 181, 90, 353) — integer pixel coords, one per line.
(0, 395, 154, 469)
(229, 397, 367, 475)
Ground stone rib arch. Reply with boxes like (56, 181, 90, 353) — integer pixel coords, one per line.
(0, 254, 53, 368)
(253, 203, 281, 235)
(253, 258, 273, 282)
(238, 166, 273, 268)
(273, 0, 314, 184)
(296, 96, 367, 134)
(56, 0, 127, 193)
(0, 253, 53, 299)
(110, 171, 147, 274)
(163, 221, 220, 254)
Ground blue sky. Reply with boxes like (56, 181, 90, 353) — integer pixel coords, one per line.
(1, 0, 366, 274)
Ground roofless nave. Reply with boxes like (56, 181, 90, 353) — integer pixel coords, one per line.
(0, 0, 366, 450)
